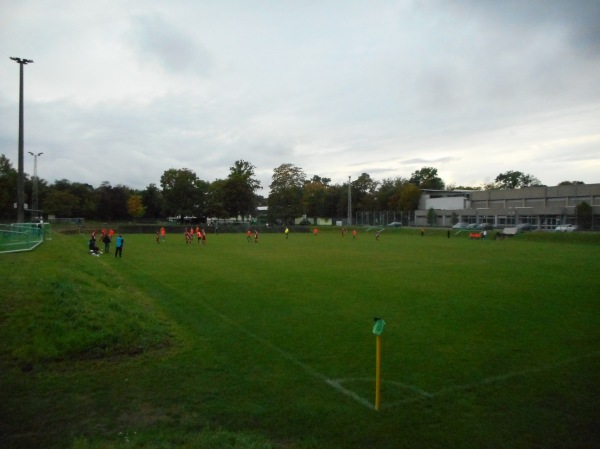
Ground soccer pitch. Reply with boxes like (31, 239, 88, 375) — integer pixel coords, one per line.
(1, 228, 599, 448)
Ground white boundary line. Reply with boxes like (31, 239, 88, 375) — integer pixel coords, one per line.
(379, 349, 600, 409)
(193, 299, 379, 408)
(192, 296, 600, 411)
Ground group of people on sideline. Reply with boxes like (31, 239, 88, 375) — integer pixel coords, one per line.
(87, 227, 123, 257)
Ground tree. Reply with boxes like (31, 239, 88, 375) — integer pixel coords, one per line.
(44, 190, 80, 217)
(69, 182, 97, 218)
(46, 179, 96, 218)
(268, 163, 306, 224)
(377, 177, 402, 211)
(303, 178, 327, 222)
(127, 194, 145, 219)
(0, 154, 17, 219)
(397, 183, 421, 212)
(322, 183, 346, 218)
(427, 207, 437, 226)
(205, 179, 228, 219)
(575, 201, 593, 230)
(352, 173, 379, 212)
(160, 168, 203, 222)
(222, 160, 261, 220)
(96, 182, 130, 221)
(310, 175, 331, 186)
(451, 211, 459, 225)
(492, 170, 542, 189)
(410, 167, 445, 190)
(446, 183, 481, 191)
(141, 183, 165, 219)
(558, 181, 585, 186)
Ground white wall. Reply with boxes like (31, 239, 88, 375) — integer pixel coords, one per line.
(425, 197, 467, 210)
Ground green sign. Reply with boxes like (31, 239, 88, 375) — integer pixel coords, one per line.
(372, 318, 386, 335)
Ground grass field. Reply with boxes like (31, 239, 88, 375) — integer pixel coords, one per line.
(1, 227, 599, 448)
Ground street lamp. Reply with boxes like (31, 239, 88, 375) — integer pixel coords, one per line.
(28, 151, 43, 218)
(10, 57, 34, 223)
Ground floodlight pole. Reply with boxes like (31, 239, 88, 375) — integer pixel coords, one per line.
(28, 151, 43, 217)
(348, 176, 352, 225)
(10, 57, 34, 223)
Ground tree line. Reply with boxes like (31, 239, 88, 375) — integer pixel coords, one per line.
(0, 153, 585, 224)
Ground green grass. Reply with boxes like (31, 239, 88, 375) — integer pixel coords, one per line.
(1, 228, 599, 448)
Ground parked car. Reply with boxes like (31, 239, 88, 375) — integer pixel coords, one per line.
(554, 224, 579, 232)
(387, 222, 402, 227)
(452, 222, 469, 229)
(476, 223, 494, 230)
(517, 223, 533, 231)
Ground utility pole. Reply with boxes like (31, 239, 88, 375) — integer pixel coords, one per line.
(10, 57, 34, 223)
(28, 152, 43, 218)
(348, 176, 352, 225)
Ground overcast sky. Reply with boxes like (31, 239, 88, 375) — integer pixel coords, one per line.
(1, 0, 599, 194)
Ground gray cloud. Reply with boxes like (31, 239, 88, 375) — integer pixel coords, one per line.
(128, 13, 212, 75)
(0, 0, 598, 192)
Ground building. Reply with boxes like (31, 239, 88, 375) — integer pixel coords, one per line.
(415, 183, 600, 231)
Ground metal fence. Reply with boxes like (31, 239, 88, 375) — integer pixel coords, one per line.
(352, 210, 414, 227)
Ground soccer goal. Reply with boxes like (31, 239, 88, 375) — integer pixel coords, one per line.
(0, 222, 50, 254)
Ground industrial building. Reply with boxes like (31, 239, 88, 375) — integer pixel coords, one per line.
(415, 183, 600, 231)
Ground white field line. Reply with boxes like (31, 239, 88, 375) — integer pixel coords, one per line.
(192, 296, 600, 411)
(194, 298, 377, 408)
(380, 349, 600, 410)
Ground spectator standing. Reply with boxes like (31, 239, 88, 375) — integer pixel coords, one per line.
(102, 233, 111, 253)
(115, 235, 124, 258)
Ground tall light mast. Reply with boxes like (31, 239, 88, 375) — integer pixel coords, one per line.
(348, 176, 352, 225)
(10, 57, 34, 223)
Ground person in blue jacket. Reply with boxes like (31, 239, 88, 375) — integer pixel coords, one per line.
(115, 235, 124, 258)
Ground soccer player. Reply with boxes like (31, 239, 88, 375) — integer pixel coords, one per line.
(254, 229, 259, 243)
(285, 227, 289, 239)
(247, 229, 252, 242)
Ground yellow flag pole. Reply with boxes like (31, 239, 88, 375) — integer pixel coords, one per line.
(372, 317, 385, 411)
(375, 334, 382, 410)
